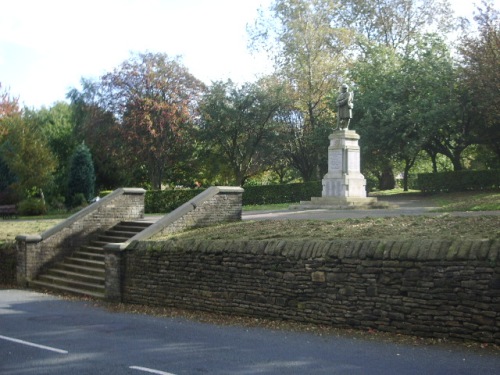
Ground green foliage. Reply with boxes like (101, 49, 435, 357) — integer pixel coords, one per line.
(242, 181, 322, 205)
(98, 190, 113, 197)
(24, 102, 79, 197)
(0, 116, 57, 197)
(144, 182, 323, 213)
(74, 53, 205, 190)
(198, 79, 283, 185)
(0, 156, 16, 191)
(458, 3, 500, 159)
(418, 170, 500, 193)
(67, 143, 95, 207)
(18, 198, 47, 216)
(145, 189, 205, 213)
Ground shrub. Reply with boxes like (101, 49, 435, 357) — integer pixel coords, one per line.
(18, 198, 47, 216)
(242, 181, 322, 205)
(145, 189, 205, 213)
(144, 182, 324, 213)
(66, 143, 95, 207)
(418, 170, 500, 193)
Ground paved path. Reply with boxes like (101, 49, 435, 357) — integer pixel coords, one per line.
(243, 196, 500, 221)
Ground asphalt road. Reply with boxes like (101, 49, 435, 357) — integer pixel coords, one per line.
(1, 289, 499, 374)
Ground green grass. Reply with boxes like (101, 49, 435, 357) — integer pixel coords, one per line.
(432, 191, 500, 211)
(243, 203, 294, 211)
(369, 188, 420, 196)
(2, 190, 499, 244)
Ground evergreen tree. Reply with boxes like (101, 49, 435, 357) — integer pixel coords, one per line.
(67, 143, 95, 207)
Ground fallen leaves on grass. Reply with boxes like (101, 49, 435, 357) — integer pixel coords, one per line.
(155, 216, 500, 242)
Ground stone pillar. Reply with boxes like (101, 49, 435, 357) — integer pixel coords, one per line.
(104, 243, 126, 302)
(322, 130, 368, 198)
(295, 129, 377, 209)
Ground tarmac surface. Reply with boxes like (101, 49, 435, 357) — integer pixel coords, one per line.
(242, 195, 500, 221)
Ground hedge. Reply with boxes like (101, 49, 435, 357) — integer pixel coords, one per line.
(145, 189, 206, 213)
(242, 181, 322, 206)
(418, 170, 500, 193)
(144, 182, 323, 213)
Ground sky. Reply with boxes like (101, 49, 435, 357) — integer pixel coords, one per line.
(0, 0, 496, 109)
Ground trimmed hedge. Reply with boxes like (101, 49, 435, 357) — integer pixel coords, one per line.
(242, 181, 322, 206)
(144, 182, 323, 213)
(418, 170, 500, 193)
(145, 189, 205, 213)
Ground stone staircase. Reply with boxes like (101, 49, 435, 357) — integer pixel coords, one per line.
(30, 220, 153, 299)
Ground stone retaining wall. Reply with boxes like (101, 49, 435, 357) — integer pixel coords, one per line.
(122, 238, 500, 344)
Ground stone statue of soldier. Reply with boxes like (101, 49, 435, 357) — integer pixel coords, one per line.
(336, 84, 353, 130)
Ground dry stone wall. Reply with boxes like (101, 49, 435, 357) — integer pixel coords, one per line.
(122, 238, 500, 344)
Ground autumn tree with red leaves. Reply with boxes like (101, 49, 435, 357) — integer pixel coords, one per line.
(0, 83, 21, 138)
(71, 53, 205, 190)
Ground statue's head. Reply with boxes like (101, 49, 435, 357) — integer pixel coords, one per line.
(341, 83, 348, 92)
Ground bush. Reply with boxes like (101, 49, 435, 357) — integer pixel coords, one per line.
(69, 193, 88, 208)
(144, 182, 324, 213)
(418, 170, 500, 193)
(66, 143, 96, 207)
(99, 190, 113, 198)
(18, 198, 47, 216)
(145, 189, 205, 213)
(242, 181, 322, 205)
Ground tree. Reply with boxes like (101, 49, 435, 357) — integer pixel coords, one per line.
(98, 53, 205, 189)
(0, 82, 21, 138)
(458, 1, 500, 160)
(352, 35, 461, 190)
(67, 143, 95, 207)
(24, 103, 79, 197)
(69, 53, 205, 190)
(199, 79, 283, 185)
(0, 115, 57, 197)
(249, 0, 352, 180)
(334, 0, 454, 53)
(67, 79, 129, 190)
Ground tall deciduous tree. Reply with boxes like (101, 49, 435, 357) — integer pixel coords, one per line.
(458, 1, 500, 159)
(0, 116, 57, 197)
(0, 83, 21, 138)
(68, 78, 127, 190)
(24, 103, 79, 196)
(352, 34, 464, 190)
(334, 0, 454, 53)
(249, 0, 352, 180)
(70, 53, 205, 190)
(199, 79, 283, 185)
(100, 53, 205, 189)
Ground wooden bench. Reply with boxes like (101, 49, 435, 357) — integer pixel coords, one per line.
(0, 205, 17, 219)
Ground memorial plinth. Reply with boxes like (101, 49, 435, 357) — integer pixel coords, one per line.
(297, 129, 377, 209)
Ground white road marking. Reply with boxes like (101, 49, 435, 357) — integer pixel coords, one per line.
(130, 366, 177, 375)
(0, 334, 68, 354)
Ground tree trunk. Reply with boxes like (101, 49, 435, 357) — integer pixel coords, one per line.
(379, 166, 395, 190)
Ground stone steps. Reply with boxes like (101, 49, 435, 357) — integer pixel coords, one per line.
(30, 220, 153, 299)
